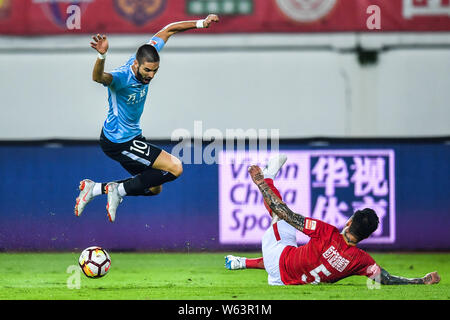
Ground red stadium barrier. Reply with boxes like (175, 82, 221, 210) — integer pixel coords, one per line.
(0, 0, 449, 35)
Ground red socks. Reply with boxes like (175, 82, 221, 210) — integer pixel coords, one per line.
(245, 257, 265, 269)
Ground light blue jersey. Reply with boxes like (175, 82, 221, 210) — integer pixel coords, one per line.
(102, 36, 165, 143)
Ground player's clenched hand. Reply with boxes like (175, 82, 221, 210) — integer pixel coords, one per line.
(90, 34, 109, 54)
(203, 14, 219, 28)
(248, 165, 265, 185)
(423, 271, 440, 285)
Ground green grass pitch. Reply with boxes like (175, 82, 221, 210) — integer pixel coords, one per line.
(0, 252, 448, 300)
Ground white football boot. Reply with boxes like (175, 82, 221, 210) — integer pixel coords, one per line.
(105, 182, 123, 222)
(262, 154, 288, 180)
(262, 154, 288, 225)
(75, 179, 96, 217)
(225, 255, 247, 270)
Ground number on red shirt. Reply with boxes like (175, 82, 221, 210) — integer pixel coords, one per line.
(302, 264, 331, 284)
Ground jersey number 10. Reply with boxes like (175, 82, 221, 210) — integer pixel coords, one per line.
(130, 140, 150, 157)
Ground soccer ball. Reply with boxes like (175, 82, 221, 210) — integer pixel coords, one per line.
(78, 246, 111, 278)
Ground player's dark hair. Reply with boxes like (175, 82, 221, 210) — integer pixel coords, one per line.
(136, 44, 160, 64)
(349, 208, 379, 242)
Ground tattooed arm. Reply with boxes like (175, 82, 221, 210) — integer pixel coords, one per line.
(248, 165, 306, 231)
(378, 268, 440, 285)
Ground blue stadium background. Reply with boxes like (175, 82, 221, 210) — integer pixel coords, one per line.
(0, 139, 448, 252)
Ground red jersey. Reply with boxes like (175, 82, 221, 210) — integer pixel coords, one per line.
(279, 218, 380, 285)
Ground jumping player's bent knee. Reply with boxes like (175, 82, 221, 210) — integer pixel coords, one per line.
(168, 157, 183, 177)
(150, 185, 162, 195)
(153, 151, 183, 177)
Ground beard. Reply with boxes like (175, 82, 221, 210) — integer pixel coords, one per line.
(135, 64, 152, 84)
(136, 71, 151, 84)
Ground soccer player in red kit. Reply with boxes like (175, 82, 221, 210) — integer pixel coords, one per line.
(226, 155, 440, 286)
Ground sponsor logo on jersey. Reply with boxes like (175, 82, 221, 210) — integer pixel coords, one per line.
(33, 0, 91, 28)
(113, 0, 167, 26)
(275, 0, 337, 22)
(126, 87, 147, 104)
(305, 218, 317, 231)
(323, 245, 350, 272)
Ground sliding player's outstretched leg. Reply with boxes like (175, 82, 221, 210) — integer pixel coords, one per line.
(262, 154, 287, 225)
(224, 154, 287, 271)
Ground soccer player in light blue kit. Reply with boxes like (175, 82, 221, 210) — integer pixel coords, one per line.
(75, 14, 220, 222)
